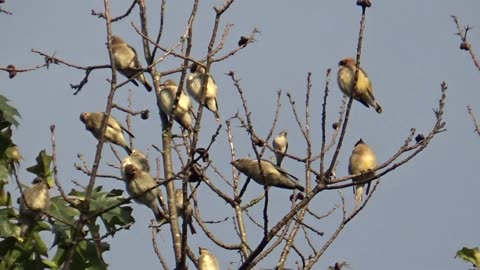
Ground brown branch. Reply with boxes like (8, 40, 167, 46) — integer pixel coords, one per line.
(151, 224, 170, 270)
(0, 6, 12, 15)
(50, 125, 71, 202)
(467, 106, 480, 136)
(451, 15, 480, 71)
(112, 0, 137, 22)
(151, 0, 167, 59)
(61, 0, 118, 267)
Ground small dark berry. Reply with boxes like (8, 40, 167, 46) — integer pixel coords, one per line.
(332, 122, 339, 129)
(356, 0, 372, 8)
(188, 164, 203, 182)
(141, 110, 149, 120)
(238, 36, 249, 47)
(253, 137, 265, 147)
(289, 193, 305, 202)
(415, 134, 425, 143)
(460, 42, 471, 51)
(7, 65, 16, 79)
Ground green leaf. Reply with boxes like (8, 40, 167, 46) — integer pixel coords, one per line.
(32, 231, 48, 256)
(0, 184, 13, 206)
(70, 240, 108, 270)
(0, 234, 50, 270)
(0, 132, 16, 182)
(91, 188, 134, 234)
(70, 187, 134, 234)
(51, 221, 73, 249)
(51, 247, 65, 267)
(49, 196, 80, 225)
(456, 247, 480, 268)
(0, 207, 20, 238)
(0, 95, 21, 127)
(42, 259, 59, 269)
(26, 150, 54, 187)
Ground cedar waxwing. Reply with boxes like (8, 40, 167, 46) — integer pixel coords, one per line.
(121, 149, 150, 180)
(185, 63, 220, 121)
(198, 247, 220, 270)
(18, 177, 51, 237)
(174, 189, 196, 234)
(122, 164, 165, 222)
(337, 57, 382, 113)
(231, 159, 305, 191)
(273, 131, 288, 166)
(111, 35, 152, 92)
(158, 79, 194, 131)
(348, 139, 377, 208)
(80, 112, 133, 154)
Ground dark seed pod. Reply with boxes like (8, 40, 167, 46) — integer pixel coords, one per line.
(460, 42, 471, 51)
(415, 134, 425, 143)
(7, 65, 16, 79)
(356, 0, 372, 8)
(238, 36, 249, 47)
(141, 110, 149, 120)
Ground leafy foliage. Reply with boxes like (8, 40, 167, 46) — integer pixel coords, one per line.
(0, 95, 21, 128)
(456, 247, 480, 269)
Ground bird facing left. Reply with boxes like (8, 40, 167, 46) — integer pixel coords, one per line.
(79, 112, 134, 154)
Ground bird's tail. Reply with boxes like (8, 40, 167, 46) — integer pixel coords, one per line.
(142, 80, 152, 92)
(276, 156, 284, 167)
(214, 111, 221, 122)
(206, 98, 220, 122)
(124, 145, 133, 155)
(295, 183, 305, 192)
(152, 206, 168, 225)
(375, 103, 383, 114)
(188, 220, 197, 235)
(137, 74, 152, 92)
(354, 185, 364, 209)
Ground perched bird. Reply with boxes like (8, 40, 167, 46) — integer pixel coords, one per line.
(185, 63, 220, 121)
(272, 130, 288, 166)
(348, 139, 377, 208)
(158, 79, 194, 131)
(121, 149, 150, 180)
(174, 189, 196, 234)
(231, 159, 304, 191)
(111, 35, 152, 92)
(80, 112, 134, 154)
(198, 247, 220, 270)
(337, 57, 382, 113)
(18, 177, 51, 237)
(122, 164, 165, 222)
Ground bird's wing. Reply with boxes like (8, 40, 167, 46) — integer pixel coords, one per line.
(120, 125, 135, 138)
(106, 114, 135, 138)
(264, 159, 299, 180)
(127, 44, 142, 69)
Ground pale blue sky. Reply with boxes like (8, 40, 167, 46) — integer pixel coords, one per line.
(1, 1, 479, 269)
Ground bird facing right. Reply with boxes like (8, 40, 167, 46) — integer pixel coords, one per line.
(337, 57, 383, 113)
(111, 35, 152, 92)
(157, 79, 194, 131)
(198, 247, 220, 270)
(348, 139, 377, 208)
